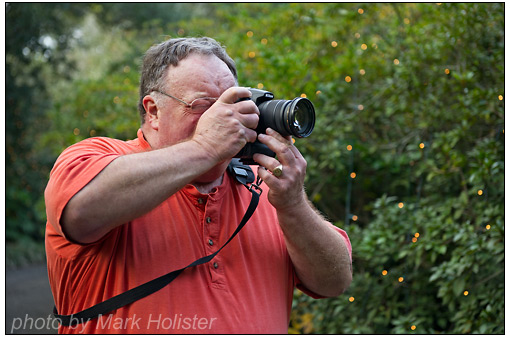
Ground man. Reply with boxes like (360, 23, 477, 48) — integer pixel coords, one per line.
(45, 37, 352, 333)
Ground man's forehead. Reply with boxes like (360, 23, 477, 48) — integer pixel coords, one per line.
(165, 54, 235, 90)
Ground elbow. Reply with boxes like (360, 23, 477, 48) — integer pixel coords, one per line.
(329, 263, 353, 297)
(61, 202, 107, 244)
(312, 268, 353, 298)
(326, 271, 352, 298)
(328, 275, 352, 298)
(338, 270, 353, 296)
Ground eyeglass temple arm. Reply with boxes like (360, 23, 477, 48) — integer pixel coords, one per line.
(152, 90, 191, 107)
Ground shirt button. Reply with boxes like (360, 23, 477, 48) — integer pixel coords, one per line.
(205, 217, 212, 223)
(213, 262, 219, 269)
(197, 198, 204, 205)
(208, 239, 214, 246)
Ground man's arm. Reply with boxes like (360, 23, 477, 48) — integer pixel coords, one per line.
(253, 128, 352, 297)
(273, 194, 352, 297)
(60, 87, 259, 244)
(61, 140, 217, 243)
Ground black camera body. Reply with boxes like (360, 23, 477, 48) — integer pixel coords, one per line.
(235, 88, 315, 165)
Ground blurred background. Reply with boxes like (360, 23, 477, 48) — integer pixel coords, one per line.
(5, 3, 504, 334)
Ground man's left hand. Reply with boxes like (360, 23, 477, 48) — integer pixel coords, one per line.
(252, 128, 308, 212)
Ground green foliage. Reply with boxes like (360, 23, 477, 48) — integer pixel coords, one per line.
(6, 2, 504, 333)
(6, 3, 89, 244)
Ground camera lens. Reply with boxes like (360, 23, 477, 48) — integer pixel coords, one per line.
(258, 97, 315, 138)
(286, 98, 315, 138)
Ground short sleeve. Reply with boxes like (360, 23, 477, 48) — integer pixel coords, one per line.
(44, 138, 124, 238)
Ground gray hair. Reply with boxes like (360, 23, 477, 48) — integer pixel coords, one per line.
(138, 37, 238, 124)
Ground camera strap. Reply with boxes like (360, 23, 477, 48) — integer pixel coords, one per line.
(53, 159, 261, 327)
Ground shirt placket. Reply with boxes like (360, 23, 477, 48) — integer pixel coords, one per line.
(202, 197, 226, 288)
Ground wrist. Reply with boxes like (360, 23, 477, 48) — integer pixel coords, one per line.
(275, 189, 309, 217)
(187, 136, 222, 167)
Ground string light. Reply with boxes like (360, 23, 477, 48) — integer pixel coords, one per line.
(349, 296, 355, 302)
(419, 143, 425, 149)
(398, 277, 404, 282)
(464, 290, 469, 296)
(412, 237, 418, 243)
(261, 38, 268, 45)
(350, 172, 357, 179)
(398, 202, 404, 208)
(394, 59, 400, 65)
(331, 41, 338, 47)
(358, 8, 364, 14)
(411, 325, 416, 331)
(404, 18, 410, 25)
(498, 95, 503, 100)
(445, 68, 450, 75)
(347, 145, 353, 151)
(345, 76, 352, 83)
(486, 224, 491, 230)
(358, 104, 364, 110)
(361, 44, 368, 50)
(73, 128, 80, 136)
(477, 190, 483, 196)
(359, 69, 366, 75)
(300, 93, 307, 98)
(248, 51, 256, 58)
(257, 83, 264, 89)
(246, 31, 253, 37)
(316, 90, 322, 95)
(352, 215, 358, 221)
(354, 32, 361, 39)
(414, 232, 420, 238)
(382, 270, 388, 276)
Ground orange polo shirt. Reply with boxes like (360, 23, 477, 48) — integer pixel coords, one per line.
(45, 129, 352, 334)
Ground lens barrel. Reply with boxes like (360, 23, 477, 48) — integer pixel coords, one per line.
(257, 97, 315, 138)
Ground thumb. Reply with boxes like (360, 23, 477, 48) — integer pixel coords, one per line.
(218, 87, 252, 104)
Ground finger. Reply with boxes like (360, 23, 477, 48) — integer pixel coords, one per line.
(237, 111, 259, 130)
(253, 153, 281, 172)
(266, 128, 306, 162)
(256, 165, 280, 187)
(265, 128, 292, 145)
(218, 86, 253, 104)
(258, 132, 297, 166)
(241, 127, 258, 144)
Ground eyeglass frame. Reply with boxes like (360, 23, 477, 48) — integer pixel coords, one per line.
(151, 89, 218, 112)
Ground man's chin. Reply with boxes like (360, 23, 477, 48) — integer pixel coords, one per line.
(193, 161, 230, 185)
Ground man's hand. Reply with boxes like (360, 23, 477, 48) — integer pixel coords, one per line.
(252, 128, 308, 212)
(253, 129, 352, 297)
(192, 87, 260, 163)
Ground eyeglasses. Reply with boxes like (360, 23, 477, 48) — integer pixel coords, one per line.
(152, 90, 218, 113)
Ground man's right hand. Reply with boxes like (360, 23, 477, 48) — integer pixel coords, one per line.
(191, 87, 260, 163)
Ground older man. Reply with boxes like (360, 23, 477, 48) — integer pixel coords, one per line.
(45, 37, 352, 333)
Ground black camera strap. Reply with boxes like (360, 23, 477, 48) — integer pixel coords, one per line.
(53, 159, 261, 327)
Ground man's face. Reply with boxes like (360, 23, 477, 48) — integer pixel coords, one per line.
(150, 53, 236, 149)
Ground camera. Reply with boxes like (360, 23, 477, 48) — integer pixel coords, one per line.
(235, 88, 315, 164)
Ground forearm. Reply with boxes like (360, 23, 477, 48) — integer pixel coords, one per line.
(277, 193, 352, 297)
(62, 139, 217, 243)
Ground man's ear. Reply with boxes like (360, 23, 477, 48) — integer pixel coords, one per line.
(142, 95, 159, 130)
